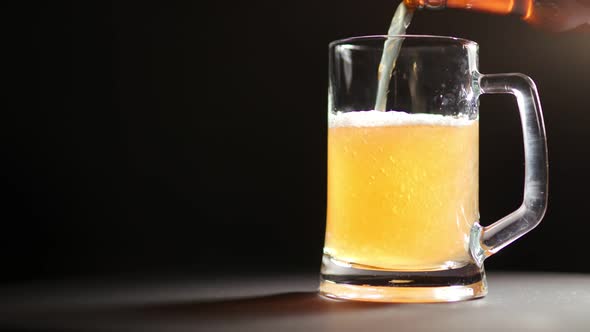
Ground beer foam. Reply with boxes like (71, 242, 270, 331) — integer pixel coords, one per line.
(328, 110, 475, 128)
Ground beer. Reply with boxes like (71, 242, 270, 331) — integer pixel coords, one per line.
(325, 111, 479, 270)
(374, 2, 414, 111)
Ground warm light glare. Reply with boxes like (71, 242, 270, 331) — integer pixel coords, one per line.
(523, 0, 534, 20)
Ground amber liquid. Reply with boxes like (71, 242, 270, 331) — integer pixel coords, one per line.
(325, 112, 479, 270)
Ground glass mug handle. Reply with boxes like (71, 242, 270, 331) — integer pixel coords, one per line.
(471, 73, 549, 265)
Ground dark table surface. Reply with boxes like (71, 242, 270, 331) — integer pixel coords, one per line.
(1, 272, 589, 331)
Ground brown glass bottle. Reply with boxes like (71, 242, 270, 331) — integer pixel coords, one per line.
(404, 0, 590, 31)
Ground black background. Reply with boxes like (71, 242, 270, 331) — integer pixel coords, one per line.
(2, 1, 589, 284)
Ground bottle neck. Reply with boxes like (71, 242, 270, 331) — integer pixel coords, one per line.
(404, 0, 446, 10)
(404, 0, 533, 16)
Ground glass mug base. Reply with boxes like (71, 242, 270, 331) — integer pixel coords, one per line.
(319, 254, 487, 303)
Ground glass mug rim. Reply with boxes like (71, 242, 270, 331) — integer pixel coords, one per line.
(329, 34, 479, 48)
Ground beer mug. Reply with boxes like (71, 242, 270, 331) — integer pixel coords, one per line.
(321, 35, 548, 302)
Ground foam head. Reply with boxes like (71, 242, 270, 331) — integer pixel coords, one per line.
(328, 110, 475, 128)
